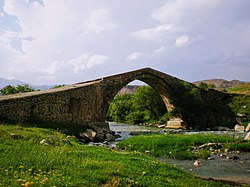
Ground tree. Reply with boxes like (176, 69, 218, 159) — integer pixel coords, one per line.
(0, 84, 35, 95)
(131, 86, 167, 120)
(198, 82, 215, 90)
(107, 86, 168, 124)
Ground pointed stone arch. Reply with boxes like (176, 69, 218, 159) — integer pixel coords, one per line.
(0, 67, 236, 131)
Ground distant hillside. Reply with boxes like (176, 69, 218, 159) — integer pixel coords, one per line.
(227, 83, 250, 95)
(193, 79, 247, 89)
(0, 77, 54, 90)
(0, 78, 26, 88)
(117, 85, 141, 96)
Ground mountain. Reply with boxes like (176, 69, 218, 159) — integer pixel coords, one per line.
(0, 77, 54, 90)
(192, 79, 247, 89)
(116, 85, 140, 96)
(0, 78, 27, 89)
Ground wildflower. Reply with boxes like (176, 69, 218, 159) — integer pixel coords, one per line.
(28, 168, 32, 172)
(17, 179, 22, 182)
(20, 171, 25, 174)
(24, 182, 32, 187)
(19, 166, 25, 169)
(4, 169, 8, 172)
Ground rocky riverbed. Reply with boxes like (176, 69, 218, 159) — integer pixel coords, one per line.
(108, 122, 250, 186)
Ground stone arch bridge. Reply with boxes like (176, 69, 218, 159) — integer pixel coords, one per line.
(0, 68, 235, 132)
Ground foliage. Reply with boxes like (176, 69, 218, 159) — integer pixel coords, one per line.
(0, 124, 231, 186)
(198, 82, 216, 90)
(106, 94, 133, 122)
(227, 83, 250, 95)
(107, 86, 168, 124)
(51, 84, 66, 89)
(228, 94, 250, 123)
(0, 84, 35, 95)
(117, 133, 246, 160)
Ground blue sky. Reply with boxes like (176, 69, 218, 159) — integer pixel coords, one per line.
(0, 0, 250, 85)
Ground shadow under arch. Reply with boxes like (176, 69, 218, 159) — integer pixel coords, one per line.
(101, 71, 177, 123)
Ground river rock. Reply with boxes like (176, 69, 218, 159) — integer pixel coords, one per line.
(234, 125, 245, 132)
(40, 139, 50, 145)
(158, 124, 166, 128)
(104, 132, 115, 141)
(245, 132, 250, 141)
(245, 123, 250, 132)
(95, 128, 105, 141)
(79, 129, 97, 142)
(193, 160, 201, 166)
(217, 127, 231, 131)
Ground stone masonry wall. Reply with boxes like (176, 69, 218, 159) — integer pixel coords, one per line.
(0, 82, 107, 130)
(0, 68, 236, 131)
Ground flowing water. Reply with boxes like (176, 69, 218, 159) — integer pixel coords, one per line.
(108, 122, 250, 185)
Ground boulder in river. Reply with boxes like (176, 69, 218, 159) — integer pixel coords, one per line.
(234, 124, 245, 132)
(79, 128, 116, 143)
(193, 160, 201, 166)
(245, 123, 250, 132)
(79, 129, 97, 142)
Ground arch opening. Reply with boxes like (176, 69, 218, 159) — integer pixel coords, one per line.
(106, 80, 172, 125)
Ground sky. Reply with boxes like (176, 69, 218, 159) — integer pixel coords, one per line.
(0, 0, 250, 85)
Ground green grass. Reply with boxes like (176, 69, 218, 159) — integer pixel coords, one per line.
(0, 124, 234, 186)
(227, 83, 250, 95)
(117, 133, 250, 160)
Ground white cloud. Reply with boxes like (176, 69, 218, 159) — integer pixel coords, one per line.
(175, 35, 192, 47)
(127, 52, 144, 61)
(84, 8, 118, 34)
(131, 24, 175, 41)
(0, 12, 4, 20)
(153, 46, 166, 53)
(151, 0, 223, 24)
(48, 54, 109, 75)
(0, 0, 250, 84)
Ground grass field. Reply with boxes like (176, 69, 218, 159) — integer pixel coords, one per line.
(0, 124, 237, 186)
(117, 133, 250, 160)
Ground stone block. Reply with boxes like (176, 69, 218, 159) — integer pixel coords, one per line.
(166, 118, 186, 129)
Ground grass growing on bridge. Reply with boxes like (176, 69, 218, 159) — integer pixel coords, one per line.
(0, 124, 234, 187)
(117, 133, 250, 160)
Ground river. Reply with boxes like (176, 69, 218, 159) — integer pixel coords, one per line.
(108, 122, 250, 185)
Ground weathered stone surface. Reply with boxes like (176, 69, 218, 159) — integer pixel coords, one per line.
(245, 123, 250, 132)
(234, 124, 245, 132)
(166, 118, 186, 129)
(0, 68, 237, 131)
(245, 132, 250, 141)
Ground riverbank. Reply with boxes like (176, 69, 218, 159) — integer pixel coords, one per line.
(110, 122, 250, 185)
(0, 124, 234, 186)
